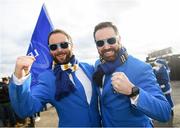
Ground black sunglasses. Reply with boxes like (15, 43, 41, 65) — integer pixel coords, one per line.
(49, 42, 70, 51)
(95, 37, 117, 47)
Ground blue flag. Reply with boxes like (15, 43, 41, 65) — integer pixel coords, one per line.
(27, 4, 54, 87)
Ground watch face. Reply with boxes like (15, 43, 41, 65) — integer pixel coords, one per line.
(129, 86, 139, 97)
(133, 86, 139, 95)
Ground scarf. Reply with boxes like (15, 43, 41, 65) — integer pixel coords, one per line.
(93, 47, 128, 87)
(53, 55, 78, 100)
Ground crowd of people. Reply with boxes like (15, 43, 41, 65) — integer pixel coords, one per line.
(0, 76, 45, 127)
(1, 21, 175, 127)
(0, 77, 16, 127)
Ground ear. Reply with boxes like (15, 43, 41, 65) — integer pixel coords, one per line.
(117, 35, 121, 46)
(70, 43, 74, 50)
(118, 35, 121, 42)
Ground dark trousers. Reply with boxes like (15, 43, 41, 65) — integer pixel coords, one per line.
(0, 103, 16, 127)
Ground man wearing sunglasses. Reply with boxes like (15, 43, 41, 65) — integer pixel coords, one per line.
(93, 22, 171, 127)
(9, 29, 101, 127)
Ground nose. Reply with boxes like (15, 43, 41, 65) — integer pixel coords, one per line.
(56, 46, 63, 52)
(103, 41, 110, 49)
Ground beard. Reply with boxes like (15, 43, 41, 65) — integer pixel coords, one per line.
(53, 50, 72, 64)
(99, 47, 120, 62)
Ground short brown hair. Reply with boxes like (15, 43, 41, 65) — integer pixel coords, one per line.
(48, 29, 72, 44)
(93, 22, 119, 40)
(2, 77, 9, 81)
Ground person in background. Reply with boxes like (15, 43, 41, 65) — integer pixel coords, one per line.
(92, 21, 171, 127)
(0, 77, 16, 127)
(9, 29, 101, 127)
(2, 77, 9, 85)
(0, 81, 5, 127)
(153, 59, 174, 116)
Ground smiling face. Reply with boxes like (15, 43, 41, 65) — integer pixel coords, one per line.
(49, 32, 73, 64)
(95, 27, 121, 62)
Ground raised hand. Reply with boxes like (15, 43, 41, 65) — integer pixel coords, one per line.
(14, 56, 35, 79)
(111, 72, 134, 95)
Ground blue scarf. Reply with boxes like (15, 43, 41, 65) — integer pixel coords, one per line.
(53, 55, 78, 100)
(93, 47, 128, 87)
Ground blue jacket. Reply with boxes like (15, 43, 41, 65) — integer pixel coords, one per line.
(9, 63, 101, 127)
(153, 65, 171, 93)
(95, 55, 171, 127)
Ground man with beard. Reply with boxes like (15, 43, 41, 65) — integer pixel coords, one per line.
(9, 29, 101, 127)
(92, 22, 171, 127)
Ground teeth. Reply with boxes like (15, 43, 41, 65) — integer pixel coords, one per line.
(58, 54, 65, 56)
(104, 51, 114, 56)
(106, 51, 112, 53)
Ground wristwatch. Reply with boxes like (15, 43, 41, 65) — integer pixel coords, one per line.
(128, 86, 139, 98)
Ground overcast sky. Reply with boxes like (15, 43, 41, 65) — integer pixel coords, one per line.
(0, 0, 180, 77)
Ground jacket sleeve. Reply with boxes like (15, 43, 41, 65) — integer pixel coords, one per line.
(134, 64, 171, 122)
(9, 73, 53, 118)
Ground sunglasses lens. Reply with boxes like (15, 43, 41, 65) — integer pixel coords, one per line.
(96, 40, 104, 47)
(49, 44, 58, 51)
(96, 37, 117, 47)
(107, 37, 116, 45)
(60, 42, 69, 49)
(49, 42, 69, 51)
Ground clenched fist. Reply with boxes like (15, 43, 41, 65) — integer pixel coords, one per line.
(111, 72, 134, 96)
(14, 56, 35, 79)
